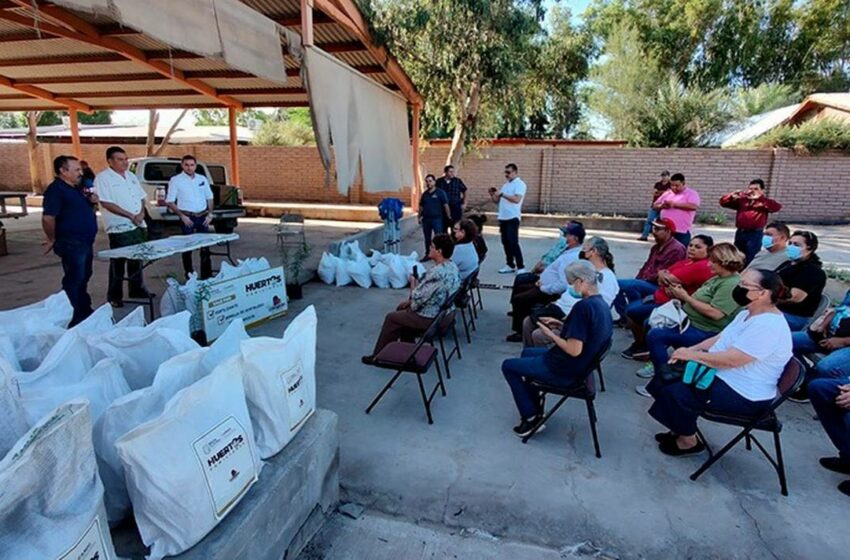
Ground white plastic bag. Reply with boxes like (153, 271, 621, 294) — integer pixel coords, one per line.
(386, 253, 409, 289)
(115, 306, 147, 328)
(346, 256, 373, 288)
(370, 262, 391, 289)
(0, 401, 118, 560)
(240, 306, 317, 459)
(13, 330, 96, 393)
(95, 319, 248, 525)
(334, 256, 353, 286)
(367, 249, 383, 267)
(0, 332, 19, 371)
(159, 277, 186, 318)
(317, 252, 338, 285)
(0, 359, 27, 458)
(116, 366, 261, 559)
(0, 290, 72, 327)
(0, 291, 73, 371)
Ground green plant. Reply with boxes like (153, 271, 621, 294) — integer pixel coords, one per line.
(750, 118, 850, 152)
(696, 212, 731, 225)
(825, 265, 850, 284)
(278, 233, 311, 285)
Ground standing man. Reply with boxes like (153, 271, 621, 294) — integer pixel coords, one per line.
(95, 146, 152, 307)
(654, 173, 700, 247)
(418, 174, 451, 261)
(720, 178, 782, 265)
(41, 155, 98, 327)
(489, 163, 527, 274)
(166, 154, 214, 279)
(436, 164, 467, 230)
(639, 170, 670, 241)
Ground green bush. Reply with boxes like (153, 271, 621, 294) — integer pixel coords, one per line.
(751, 118, 850, 152)
(696, 212, 730, 225)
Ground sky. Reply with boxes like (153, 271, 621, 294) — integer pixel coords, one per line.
(545, 0, 592, 25)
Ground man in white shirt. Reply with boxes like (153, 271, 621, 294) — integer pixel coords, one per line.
(166, 154, 214, 279)
(94, 146, 152, 306)
(489, 163, 527, 274)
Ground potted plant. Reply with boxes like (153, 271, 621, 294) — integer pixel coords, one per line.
(280, 236, 310, 300)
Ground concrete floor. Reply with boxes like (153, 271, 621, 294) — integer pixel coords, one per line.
(3, 213, 850, 559)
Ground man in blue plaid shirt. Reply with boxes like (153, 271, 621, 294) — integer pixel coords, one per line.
(436, 165, 468, 228)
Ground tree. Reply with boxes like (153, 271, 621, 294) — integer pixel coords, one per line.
(78, 111, 112, 125)
(734, 83, 800, 118)
(252, 108, 315, 146)
(193, 108, 269, 127)
(0, 113, 24, 128)
(145, 109, 189, 156)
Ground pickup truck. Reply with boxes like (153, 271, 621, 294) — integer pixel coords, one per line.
(129, 157, 245, 237)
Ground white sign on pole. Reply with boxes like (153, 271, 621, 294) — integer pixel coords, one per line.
(201, 266, 288, 341)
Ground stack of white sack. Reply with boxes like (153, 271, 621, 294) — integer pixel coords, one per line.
(317, 242, 424, 289)
(0, 291, 72, 371)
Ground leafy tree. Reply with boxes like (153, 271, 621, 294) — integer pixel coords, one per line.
(78, 110, 112, 124)
(193, 108, 270, 127)
(252, 108, 315, 145)
(750, 118, 850, 152)
(733, 83, 800, 118)
(0, 112, 24, 128)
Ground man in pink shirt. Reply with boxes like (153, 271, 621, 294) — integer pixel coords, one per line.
(653, 173, 700, 246)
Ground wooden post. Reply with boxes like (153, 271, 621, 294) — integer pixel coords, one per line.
(301, 0, 314, 46)
(411, 103, 421, 212)
(69, 110, 81, 159)
(228, 106, 240, 186)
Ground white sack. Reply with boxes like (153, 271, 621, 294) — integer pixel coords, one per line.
(334, 257, 353, 286)
(0, 332, 19, 371)
(386, 253, 409, 289)
(370, 262, 391, 289)
(14, 330, 96, 393)
(116, 366, 261, 559)
(115, 306, 147, 328)
(159, 277, 186, 318)
(95, 319, 248, 525)
(317, 252, 337, 285)
(240, 306, 317, 459)
(0, 292, 72, 371)
(0, 401, 117, 560)
(368, 249, 383, 267)
(346, 256, 372, 288)
(0, 359, 27, 458)
(0, 290, 72, 327)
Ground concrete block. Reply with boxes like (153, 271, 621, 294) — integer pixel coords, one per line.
(113, 409, 340, 560)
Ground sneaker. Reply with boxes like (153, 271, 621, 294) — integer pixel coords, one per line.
(636, 363, 655, 379)
(637, 236, 648, 241)
(819, 457, 850, 475)
(621, 343, 648, 360)
(513, 417, 546, 438)
(789, 386, 809, 404)
(498, 266, 517, 274)
(635, 384, 652, 398)
(505, 333, 523, 343)
(515, 268, 528, 274)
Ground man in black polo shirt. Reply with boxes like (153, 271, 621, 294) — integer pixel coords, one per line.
(42, 155, 99, 327)
(435, 164, 467, 230)
(418, 173, 451, 261)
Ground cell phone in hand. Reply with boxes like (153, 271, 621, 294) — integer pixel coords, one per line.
(412, 267, 420, 281)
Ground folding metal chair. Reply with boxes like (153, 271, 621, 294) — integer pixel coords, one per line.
(364, 310, 448, 424)
(690, 358, 805, 496)
(454, 270, 478, 344)
(427, 290, 463, 379)
(521, 339, 613, 458)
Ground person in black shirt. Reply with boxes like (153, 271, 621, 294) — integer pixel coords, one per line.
(41, 155, 99, 327)
(502, 261, 613, 437)
(777, 230, 827, 331)
(435, 165, 468, 230)
(418, 174, 451, 261)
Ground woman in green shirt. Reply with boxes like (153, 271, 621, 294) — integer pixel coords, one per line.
(637, 243, 746, 397)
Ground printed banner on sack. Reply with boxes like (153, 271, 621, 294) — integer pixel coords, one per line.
(192, 416, 258, 519)
(57, 516, 110, 560)
(201, 266, 288, 341)
(283, 360, 312, 431)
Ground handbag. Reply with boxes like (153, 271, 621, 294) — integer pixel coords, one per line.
(682, 361, 717, 390)
(648, 300, 691, 333)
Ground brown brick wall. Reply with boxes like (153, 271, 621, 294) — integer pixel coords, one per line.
(0, 141, 847, 222)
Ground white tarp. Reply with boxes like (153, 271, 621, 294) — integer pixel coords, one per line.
(111, 0, 221, 56)
(214, 0, 288, 84)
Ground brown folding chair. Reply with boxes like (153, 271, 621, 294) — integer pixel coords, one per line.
(690, 358, 805, 495)
(454, 270, 478, 344)
(364, 309, 448, 424)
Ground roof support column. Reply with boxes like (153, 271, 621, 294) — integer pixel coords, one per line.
(301, 0, 315, 46)
(69, 110, 82, 159)
(228, 107, 241, 187)
(411, 103, 421, 212)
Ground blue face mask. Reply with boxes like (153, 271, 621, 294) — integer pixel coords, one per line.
(761, 235, 774, 250)
(568, 285, 582, 298)
(786, 245, 802, 260)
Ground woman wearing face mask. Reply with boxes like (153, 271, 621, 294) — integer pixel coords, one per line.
(647, 269, 792, 456)
(450, 219, 480, 280)
(502, 261, 614, 437)
(776, 230, 827, 331)
(636, 243, 746, 397)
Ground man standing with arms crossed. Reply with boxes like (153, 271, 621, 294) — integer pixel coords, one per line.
(94, 146, 153, 307)
(489, 163, 527, 274)
(436, 164, 467, 230)
(720, 178, 782, 265)
(42, 155, 97, 327)
(166, 154, 214, 279)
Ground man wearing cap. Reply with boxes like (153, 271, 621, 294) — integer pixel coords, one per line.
(506, 221, 585, 342)
(653, 173, 700, 246)
(719, 178, 782, 265)
(166, 154, 214, 279)
(639, 170, 671, 241)
(613, 217, 686, 320)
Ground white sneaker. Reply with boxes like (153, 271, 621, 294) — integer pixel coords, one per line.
(515, 268, 528, 274)
(636, 363, 654, 379)
(498, 266, 517, 274)
(635, 384, 652, 398)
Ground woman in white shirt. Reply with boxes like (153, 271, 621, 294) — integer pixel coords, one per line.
(522, 237, 618, 347)
(648, 268, 792, 456)
(451, 219, 480, 280)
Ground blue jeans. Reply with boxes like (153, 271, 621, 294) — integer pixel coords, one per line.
(53, 237, 94, 327)
(783, 312, 810, 332)
(647, 325, 716, 374)
(626, 300, 657, 326)
(809, 376, 850, 461)
(672, 231, 691, 247)
(734, 228, 763, 266)
(792, 331, 850, 380)
(502, 347, 580, 419)
(641, 207, 659, 238)
(614, 279, 657, 318)
(181, 216, 212, 279)
(649, 378, 772, 436)
(421, 216, 443, 256)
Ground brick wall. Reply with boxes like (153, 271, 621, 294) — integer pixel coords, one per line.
(0, 141, 847, 222)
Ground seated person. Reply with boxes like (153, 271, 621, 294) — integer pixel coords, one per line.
(613, 218, 686, 319)
(647, 269, 792, 456)
(467, 214, 488, 263)
(777, 230, 827, 331)
(506, 221, 585, 341)
(451, 219, 480, 279)
(362, 234, 460, 363)
(522, 236, 618, 347)
(622, 235, 714, 359)
(746, 221, 790, 272)
(636, 243, 745, 397)
(502, 261, 614, 437)
(809, 375, 850, 497)
(789, 289, 850, 402)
